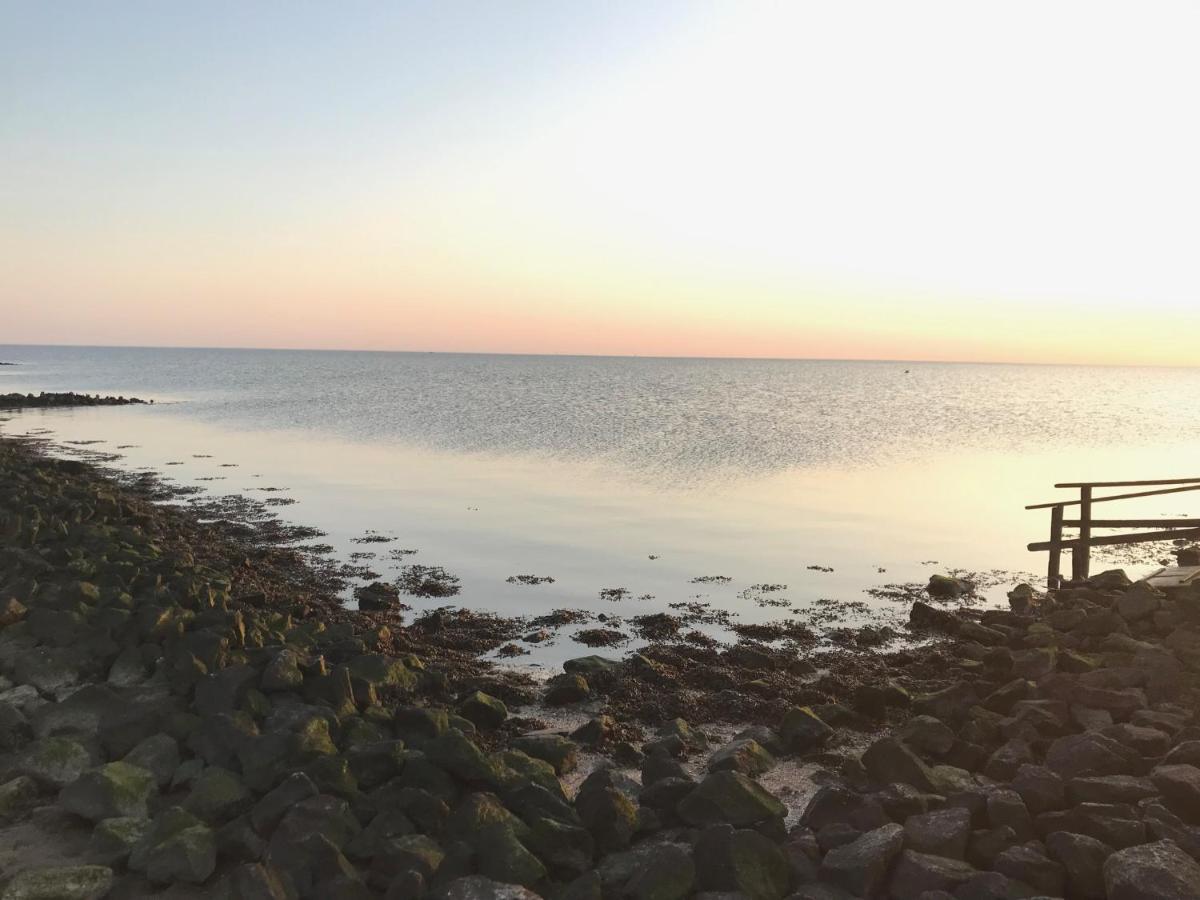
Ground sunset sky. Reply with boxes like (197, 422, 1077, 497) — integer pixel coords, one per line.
(4, 2, 1199, 364)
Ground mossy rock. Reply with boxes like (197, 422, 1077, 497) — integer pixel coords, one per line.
(13, 737, 92, 789)
(59, 761, 157, 822)
(676, 772, 786, 827)
(87, 816, 149, 867)
(511, 735, 578, 775)
(345, 654, 417, 691)
(183, 766, 252, 823)
(144, 824, 217, 885)
(459, 691, 508, 730)
(0, 865, 114, 900)
(474, 823, 547, 887)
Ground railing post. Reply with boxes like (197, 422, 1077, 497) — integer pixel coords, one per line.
(1072, 486, 1092, 581)
(1048, 504, 1063, 589)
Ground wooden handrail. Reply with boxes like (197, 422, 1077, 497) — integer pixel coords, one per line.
(1028, 525, 1200, 553)
(1063, 518, 1195, 528)
(1026, 483, 1200, 510)
(1029, 476, 1199, 589)
(1054, 478, 1200, 488)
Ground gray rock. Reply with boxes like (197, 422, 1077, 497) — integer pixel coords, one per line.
(623, 842, 695, 900)
(59, 761, 157, 821)
(820, 822, 903, 898)
(903, 807, 970, 859)
(11, 736, 92, 789)
(144, 823, 218, 884)
(1152, 764, 1200, 821)
(86, 816, 149, 867)
(887, 850, 976, 899)
(694, 823, 791, 899)
(677, 771, 786, 827)
(1103, 839, 1200, 899)
(992, 841, 1065, 896)
(0, 866, 114, 900)
(251, 772, 319, 836)
(779, 707, 833, 753)
(1045, 831, 1111, 900)
(898, 716, 955, 756)
(862, 738, 938, 793)
(1044, 731, 1137, 779)
(708, 738, 776, 777)
(122, 733, 179, 789)
(1068, 774, 1158, 805)
(434, 875, 543, 899)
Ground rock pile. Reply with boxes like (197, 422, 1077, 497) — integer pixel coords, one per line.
(2, 434, 1200, 898)
(0, 393, 147, 409)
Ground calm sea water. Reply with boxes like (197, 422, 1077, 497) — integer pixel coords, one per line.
(4, 345, 1200, 665)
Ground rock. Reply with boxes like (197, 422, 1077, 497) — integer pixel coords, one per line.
(576, 773, 639, 852)
(779, 707, 833, 753)
(820, 822, 903, 898)
(985, 789, 1033, 841)
(12, 736, 93, 789)
(927, 576, 973, 599)
(694, 824, 790, 900)
(992, 841, 1065, 896)
(1044, 731, 1137, 779)
(1069, 774, 1158, 805)
(122, 733, 179, 789)
(227, 863, 294, 900)
(1045, 831, 1112, 900)
(545, 674, 591, 705)
(862, 738, 938, 793)
(260, 650, 304, 692)
(1104, 838, 1200, 899)
(459, 692, 508, 730)
(887, 850, 976, 899)
(799, 785, 888, 832)
(910, 601, 959, 633)
(185, 765, 253, 823)
(1010, 764, 1065, 815)
(434, 874, 544, 899)
(677, 771, 786, 827)
(87, 816, 148, 867)
(511, 734, 578, 775)
(898, 716, 955, 756)
(1153, 764, 1200, 821)
(59, 761, 157, 821)
(1117, 582, 1162, 621)
(144, 823, 218, 884)
(903, 807, 970, 859)
(911, 682, 977, 724)
(250, 771, 318, 836)
(0, 775, 36, 824)
(623, 842, 695, 900)
(708, 738, 776, 777)
(0, 866, 113, 900)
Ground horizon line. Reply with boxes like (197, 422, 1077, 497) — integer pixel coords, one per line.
(1, 340, 1197, 371)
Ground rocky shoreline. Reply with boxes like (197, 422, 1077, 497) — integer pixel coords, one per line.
(0, 393, 148, 410)
(2, 433, 1200, 898)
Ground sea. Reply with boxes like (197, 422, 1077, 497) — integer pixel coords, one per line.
(4, 345, 1199, 667)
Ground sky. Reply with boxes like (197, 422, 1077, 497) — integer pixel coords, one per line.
(3, 1, 1199, 365)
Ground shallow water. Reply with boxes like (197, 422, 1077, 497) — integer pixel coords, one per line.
(3, 345, 1199, 667)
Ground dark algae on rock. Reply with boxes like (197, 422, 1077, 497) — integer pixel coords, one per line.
(3, 430, 1200, 898)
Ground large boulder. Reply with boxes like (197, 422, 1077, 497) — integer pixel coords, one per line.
(677, 772, 786, 827)
(0, 866, 113, 900)
(59, 762, 156, 821)
(694, 823, 791, 900)
(1103, 839, 1200, 899)
(819, 822, 903, 898)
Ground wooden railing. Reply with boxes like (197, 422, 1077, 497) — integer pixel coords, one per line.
(1027, 478, 1200, 588)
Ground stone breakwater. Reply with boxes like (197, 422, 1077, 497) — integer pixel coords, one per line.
(1, 436, 1199, 899)
(0, 393, 147, 409)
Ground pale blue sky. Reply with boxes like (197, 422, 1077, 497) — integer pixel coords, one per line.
(4, 2, 1200, 364)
